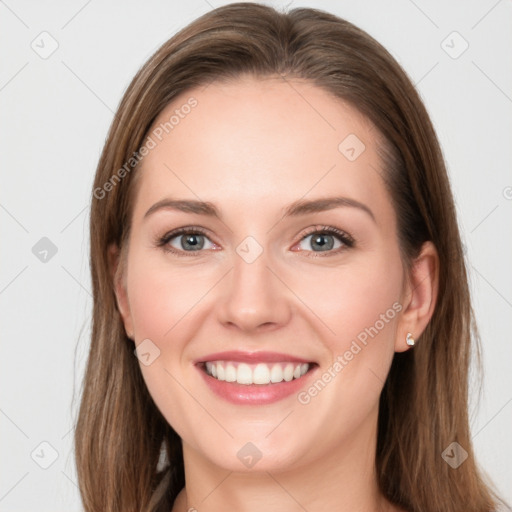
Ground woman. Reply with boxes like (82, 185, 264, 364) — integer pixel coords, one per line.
(75, 3, 506, 511)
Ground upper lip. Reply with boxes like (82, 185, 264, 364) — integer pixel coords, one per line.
(194, 351, 314, 364)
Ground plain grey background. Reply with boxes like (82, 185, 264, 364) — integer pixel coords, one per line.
(1, 0, 511, 510)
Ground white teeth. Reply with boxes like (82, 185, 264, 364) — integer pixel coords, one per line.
(225, 363, 237, 382)
(204, 361, 311, 385)
(237, 363, 252, 384)
(253, 363, 270, 384)
(283, 363, 294, 382)
(270, 364, 283, 383)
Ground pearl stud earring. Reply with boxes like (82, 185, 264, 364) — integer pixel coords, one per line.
(406, 332, 415, 346)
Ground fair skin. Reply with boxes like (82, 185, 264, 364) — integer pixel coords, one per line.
(110, 76, 438, 512)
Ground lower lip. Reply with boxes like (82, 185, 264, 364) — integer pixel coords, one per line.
(196, 363, 318, 405)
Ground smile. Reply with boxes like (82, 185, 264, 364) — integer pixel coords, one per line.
(203, 360, 310, 385)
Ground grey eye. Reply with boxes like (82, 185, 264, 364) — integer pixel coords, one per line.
(298, 233, 343, 252)
(169, 233, 214, 251)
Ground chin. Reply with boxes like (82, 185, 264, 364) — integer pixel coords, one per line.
(192, 434, 311, 474)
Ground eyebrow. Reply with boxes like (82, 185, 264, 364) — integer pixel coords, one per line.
(143, 196, 375, 222)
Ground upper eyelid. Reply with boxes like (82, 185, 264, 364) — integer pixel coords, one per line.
(300, 225, 354, 243)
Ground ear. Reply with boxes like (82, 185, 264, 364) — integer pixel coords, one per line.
(395, 241, 439, 352)
(108, 243, 134, 340)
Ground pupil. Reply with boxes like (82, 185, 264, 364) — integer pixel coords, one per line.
(312, 234, 333, 251)
(183, 234, 204, 251)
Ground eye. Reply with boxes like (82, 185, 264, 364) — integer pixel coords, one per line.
(156, 224, 355, 258)
(157, 227, 217, 256)
(292, 225, 355, 257)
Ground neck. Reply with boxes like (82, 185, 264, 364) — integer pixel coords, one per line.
(171, 408, 396, 512)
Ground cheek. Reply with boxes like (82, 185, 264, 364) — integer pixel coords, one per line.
(343, 268, 402, 387)
(126, 252, 209, 342)
(290, 252, 403, 350)
(291, 252, 403, 419)
(289, 255, 402, 439)
(125, 252, 210, 437)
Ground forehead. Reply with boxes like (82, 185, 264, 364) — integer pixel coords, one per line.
(132, 77, 390, 223)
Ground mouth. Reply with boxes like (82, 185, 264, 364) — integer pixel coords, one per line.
(193, 350, 319, 405)
(198, 360, 318, 386)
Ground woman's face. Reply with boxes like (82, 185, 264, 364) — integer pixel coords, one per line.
(113, 77, 424, 472)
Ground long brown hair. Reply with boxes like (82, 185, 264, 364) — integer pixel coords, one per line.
(75, 3, 504, 511)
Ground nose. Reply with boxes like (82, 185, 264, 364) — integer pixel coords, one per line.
(216, 246, 292, 333)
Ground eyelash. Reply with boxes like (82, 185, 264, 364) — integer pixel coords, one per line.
(155, 224, 355, 258)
